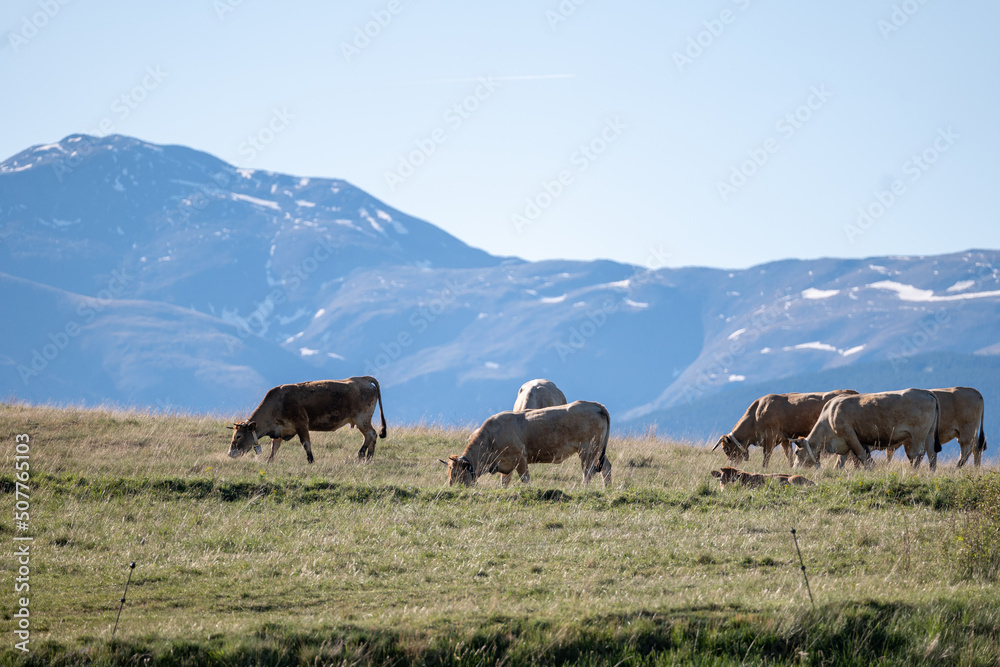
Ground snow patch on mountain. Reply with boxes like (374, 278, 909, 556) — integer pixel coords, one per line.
(231, 193, 280, 210)
(871, 280, 1000, 302)
(947, 280, 976, 292)
(802, 287, 839, 299)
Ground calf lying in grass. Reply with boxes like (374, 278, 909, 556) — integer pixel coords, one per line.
(710, 466, 815, 489)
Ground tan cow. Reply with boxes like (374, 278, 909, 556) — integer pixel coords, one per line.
(936, 386, 987, 467)
(513, 378, 567, 411)
(442, 400, 611, 487)
(792, 388, 941, 470)
(713, 390, 859, 467)
(228, 376, 387, 463)
(710, 466, 815, 489)
(841, 386, 987, 468)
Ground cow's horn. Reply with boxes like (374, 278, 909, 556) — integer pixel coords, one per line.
(438, 459, 449, 466)
(712, 439, 722, 452)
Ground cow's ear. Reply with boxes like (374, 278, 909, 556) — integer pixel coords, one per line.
(247, 421, 256, 430)
(710, 470, 721, 479)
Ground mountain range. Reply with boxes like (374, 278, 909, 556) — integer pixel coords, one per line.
(2, 134, 998, 461)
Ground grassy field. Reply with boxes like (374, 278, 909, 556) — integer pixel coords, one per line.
(1, 402, 999, 666)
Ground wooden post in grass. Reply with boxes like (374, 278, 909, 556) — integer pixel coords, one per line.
(113, 562, 136, 638)
(790, 529, 814, 609)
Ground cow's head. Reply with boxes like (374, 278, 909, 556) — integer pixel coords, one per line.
(791, 438, 820, 468)
(227, 420, 259, 458)
(444, 455, 476, 486)
(713, 434, 748, 463)
(709, 467, 735, 489)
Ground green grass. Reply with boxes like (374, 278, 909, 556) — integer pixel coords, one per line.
(1, 402, 999, 665)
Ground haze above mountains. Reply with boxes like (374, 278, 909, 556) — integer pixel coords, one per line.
(2, 134, 998, 459)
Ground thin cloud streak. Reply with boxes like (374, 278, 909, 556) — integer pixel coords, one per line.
(410, 74, 576, 84)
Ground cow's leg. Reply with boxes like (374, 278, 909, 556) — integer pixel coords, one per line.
(516, 458, 530, 485)
(839, 432, 872, 469)
(956, 445, 971, 468)
(761, 444, 773, 469)
(836, 455, 847, 469)
(956, 434, 973, 468)
(925, 434, 937, 472)
(779, 439, 794, 467)
(600, 455, 612, 487)
(357, 421, 377, 462)
(500, 472, 512, 487)
(267, 438, 282, 462)
(296, 427, 314, 464)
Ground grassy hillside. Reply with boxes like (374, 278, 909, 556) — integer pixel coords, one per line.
(1, 403, 999, 666)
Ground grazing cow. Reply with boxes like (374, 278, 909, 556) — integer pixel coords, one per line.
(837, 387, 988, 469)
(792, 388, 941, 470)
(710, 466, 815, 489)
(227, 376, 387, 463)
(513, 378, 567, 412)
(442, 401, 611, 487)
(931, 387, 987, 467)
(713, 390, 859, 467)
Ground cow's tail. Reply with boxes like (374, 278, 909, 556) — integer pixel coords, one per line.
(597, 404, 611, 473)
(977, 410, 987, 452)
(370, 376, 387, 438)
(932, 395, 942, 453)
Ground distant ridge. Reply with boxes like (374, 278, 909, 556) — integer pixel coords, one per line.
(1, 134, 997, 459)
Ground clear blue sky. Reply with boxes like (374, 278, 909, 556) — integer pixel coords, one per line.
(3, 0, 998, 269)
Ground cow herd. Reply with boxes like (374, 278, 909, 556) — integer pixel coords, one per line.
(226, 377, 988, 487)
(715, 386, 987, 472)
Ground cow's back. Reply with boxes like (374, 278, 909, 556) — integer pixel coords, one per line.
(280, 378, 375, 430)
(514, 379, 567, 411)
(756, 390, 856, 438)
(520, 400, 609, 463)
(828, 388, 937, 445)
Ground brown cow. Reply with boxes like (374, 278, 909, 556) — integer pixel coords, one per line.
(710, 466, 815, 489)
(792, 388, 941, 470)
(442, 400, 611, 487)
(842, 386, 987, 468)
(227, 376, 386, 463)
(513, 378, 567, 411)
(713, 390, 859, 467)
